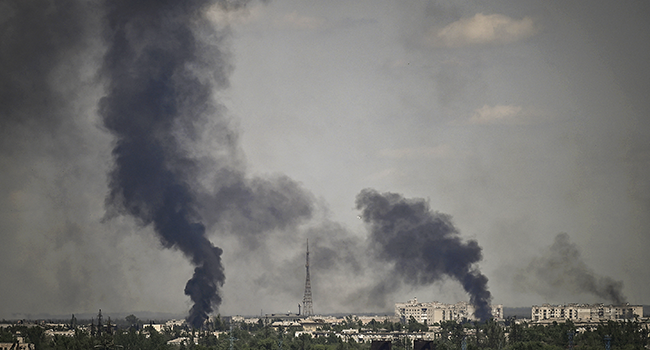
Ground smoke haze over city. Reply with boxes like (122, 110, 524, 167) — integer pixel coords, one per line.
(1, 0, 649, 321)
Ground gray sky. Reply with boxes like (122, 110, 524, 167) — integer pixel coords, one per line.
(1, 0, 649, 319)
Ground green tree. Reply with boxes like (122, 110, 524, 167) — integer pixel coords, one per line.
(484, 319, 505, 350)
(125, 314, 140, 328)
(24, 325, 46, 350)
(507, 320, 522, 345)
(212, 315, 227, 332)
(407, 317, 427, 333)
(436, 321, 466, 350)
(0, 326, 13, 342)
(69, 314, 77, 330)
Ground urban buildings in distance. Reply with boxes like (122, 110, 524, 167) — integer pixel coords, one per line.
(394, 297, 504, 324)
(532, 303, 643, 322)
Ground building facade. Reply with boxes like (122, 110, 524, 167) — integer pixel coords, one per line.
(531, 303, 643, 322)
(395, 298, 503, 324)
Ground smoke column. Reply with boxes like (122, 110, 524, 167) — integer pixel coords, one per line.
(516, 232, 626, 304)
(356, 189, 493, 321)
(99, 0, 250, 328)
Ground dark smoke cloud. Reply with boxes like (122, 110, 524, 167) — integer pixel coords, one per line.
(1, 0, 498, 321)
(355, 189, 493, 321)
(99, 0, 253, 328)
(200, 173, 315, 249)
(515, 232, 626, 304)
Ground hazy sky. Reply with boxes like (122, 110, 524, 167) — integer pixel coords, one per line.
(1, 0, 649, 319)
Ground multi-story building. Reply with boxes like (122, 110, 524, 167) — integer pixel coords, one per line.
(395, 297, 503, 324)
(531, 303, 643, 322)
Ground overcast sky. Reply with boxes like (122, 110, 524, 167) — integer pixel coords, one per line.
(1, 0, 649, 320)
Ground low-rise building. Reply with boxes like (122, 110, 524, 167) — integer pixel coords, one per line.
(44, 329, 75, 337)
(0, 334, 34, 350)
(0, 343, 34, 350)
(167, 337, 197, 347)
(270, 321, 302, 330)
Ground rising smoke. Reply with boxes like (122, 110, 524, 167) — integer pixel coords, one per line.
(515, 232, 626, 304)
(99, 0, 321, 328)
(1, 0, 496, 324)
(99, 0, 255, 328)
(199, 174, 315, 249)
(356, 189, 493, 321)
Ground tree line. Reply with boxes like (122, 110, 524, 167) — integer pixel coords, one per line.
(0, 315, 647, 350)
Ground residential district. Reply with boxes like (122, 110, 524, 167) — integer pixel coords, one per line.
(1, 299, 648, 350)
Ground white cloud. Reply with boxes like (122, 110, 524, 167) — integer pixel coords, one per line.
(431, 13, 536, 47)
(468, 104, 523, 125)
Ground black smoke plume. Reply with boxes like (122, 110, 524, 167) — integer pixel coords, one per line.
(516, 232, 626, 304)
(99, 0, 251, 328)
(1, 0, 498, 321)
(356, 189, 493, 321)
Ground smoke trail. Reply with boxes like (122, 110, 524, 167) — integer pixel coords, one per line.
(99, 0, 251, 328)
(515, 232, 626, 304)
(355, 189, 493, 321)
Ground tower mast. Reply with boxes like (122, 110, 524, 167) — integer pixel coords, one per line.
(302, 239, 314, 316)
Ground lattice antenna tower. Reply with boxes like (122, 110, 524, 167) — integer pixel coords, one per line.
(302, 239, 314, 316)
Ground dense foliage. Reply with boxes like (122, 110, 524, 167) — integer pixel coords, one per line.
(0, 316, 647, 350)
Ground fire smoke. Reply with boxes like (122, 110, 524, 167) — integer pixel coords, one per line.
(99, 0, 252, 328)
(356, 189, 493, 321)
(2, 0, 497, 323)
(516, 232, 626, 304)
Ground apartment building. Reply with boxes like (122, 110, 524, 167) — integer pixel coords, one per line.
(531, 303, 643, 322)
(395, 298, 503, 324)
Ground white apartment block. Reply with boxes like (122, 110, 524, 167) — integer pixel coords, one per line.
(531, 303, 643, 322)
(395, 297, 503, 324)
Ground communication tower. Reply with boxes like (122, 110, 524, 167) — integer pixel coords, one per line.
(302, 239, 314, 316)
